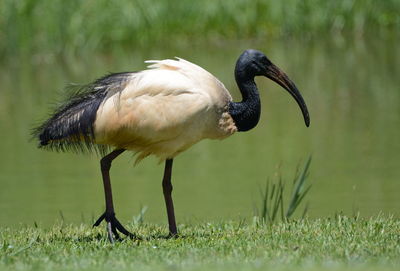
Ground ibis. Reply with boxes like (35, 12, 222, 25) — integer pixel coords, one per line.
(33, 49, 310, 242)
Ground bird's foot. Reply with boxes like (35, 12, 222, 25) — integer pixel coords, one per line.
(93, 212, 139, 243)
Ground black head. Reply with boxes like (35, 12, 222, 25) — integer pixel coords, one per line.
(236, 49, 310, 127)
(236, 49, 272, 76)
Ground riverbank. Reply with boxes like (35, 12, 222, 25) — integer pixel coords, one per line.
(1, 0, 399, 58)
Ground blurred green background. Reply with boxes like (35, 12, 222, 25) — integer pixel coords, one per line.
(0, 0, 399, 227)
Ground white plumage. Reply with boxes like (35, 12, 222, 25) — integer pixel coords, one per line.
(94, 58, 237, 162)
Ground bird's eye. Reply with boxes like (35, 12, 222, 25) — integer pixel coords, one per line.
(261, 56, 269, 65)
(252, 60, 264, 71)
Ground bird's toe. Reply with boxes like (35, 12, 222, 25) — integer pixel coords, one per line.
(93, 211, 139, 242)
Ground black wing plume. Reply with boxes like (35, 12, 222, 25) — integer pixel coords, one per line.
(32, 72, 134, 155)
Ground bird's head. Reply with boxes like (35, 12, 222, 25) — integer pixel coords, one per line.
(236, 49, 310, 127)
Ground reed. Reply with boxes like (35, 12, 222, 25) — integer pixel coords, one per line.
(1, 0, 399, 59)
(256, 156, 312, 224)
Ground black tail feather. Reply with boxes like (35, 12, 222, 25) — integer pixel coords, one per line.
(32, 72, 134, 155)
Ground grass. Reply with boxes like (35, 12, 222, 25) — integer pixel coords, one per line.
(1, 0, 400, 59)
(1, 216, 399, 271)
(256, 157, 312, 223)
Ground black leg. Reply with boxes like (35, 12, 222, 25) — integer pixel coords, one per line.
(162, 159, 178, 236)
(92, 149, 137, 242)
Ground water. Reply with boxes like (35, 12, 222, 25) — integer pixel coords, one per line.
(0, 37, 399, 227)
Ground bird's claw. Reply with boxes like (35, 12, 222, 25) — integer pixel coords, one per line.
(93, 212, 139, 243)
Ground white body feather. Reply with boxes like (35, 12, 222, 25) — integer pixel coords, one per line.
(93, 58, 237, 162)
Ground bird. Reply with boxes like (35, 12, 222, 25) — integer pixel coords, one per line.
(32, 49, 310, 242)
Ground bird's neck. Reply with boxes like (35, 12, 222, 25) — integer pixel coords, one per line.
(228, 71, 261, 132)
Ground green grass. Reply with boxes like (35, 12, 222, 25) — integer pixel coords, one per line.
(1, 0, 400, 59)
(1, 216, 399, 271)
(256, 157, 312, 223)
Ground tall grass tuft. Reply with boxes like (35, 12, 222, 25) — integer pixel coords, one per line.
(256, 156, 312, 224)
(132, 205, 148, 225)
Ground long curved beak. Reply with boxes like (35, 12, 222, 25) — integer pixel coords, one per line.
(265, 64, 310, 127)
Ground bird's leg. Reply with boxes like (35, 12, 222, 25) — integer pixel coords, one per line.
(92, 149, 136, 242)
(162, 159, 178, 236)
